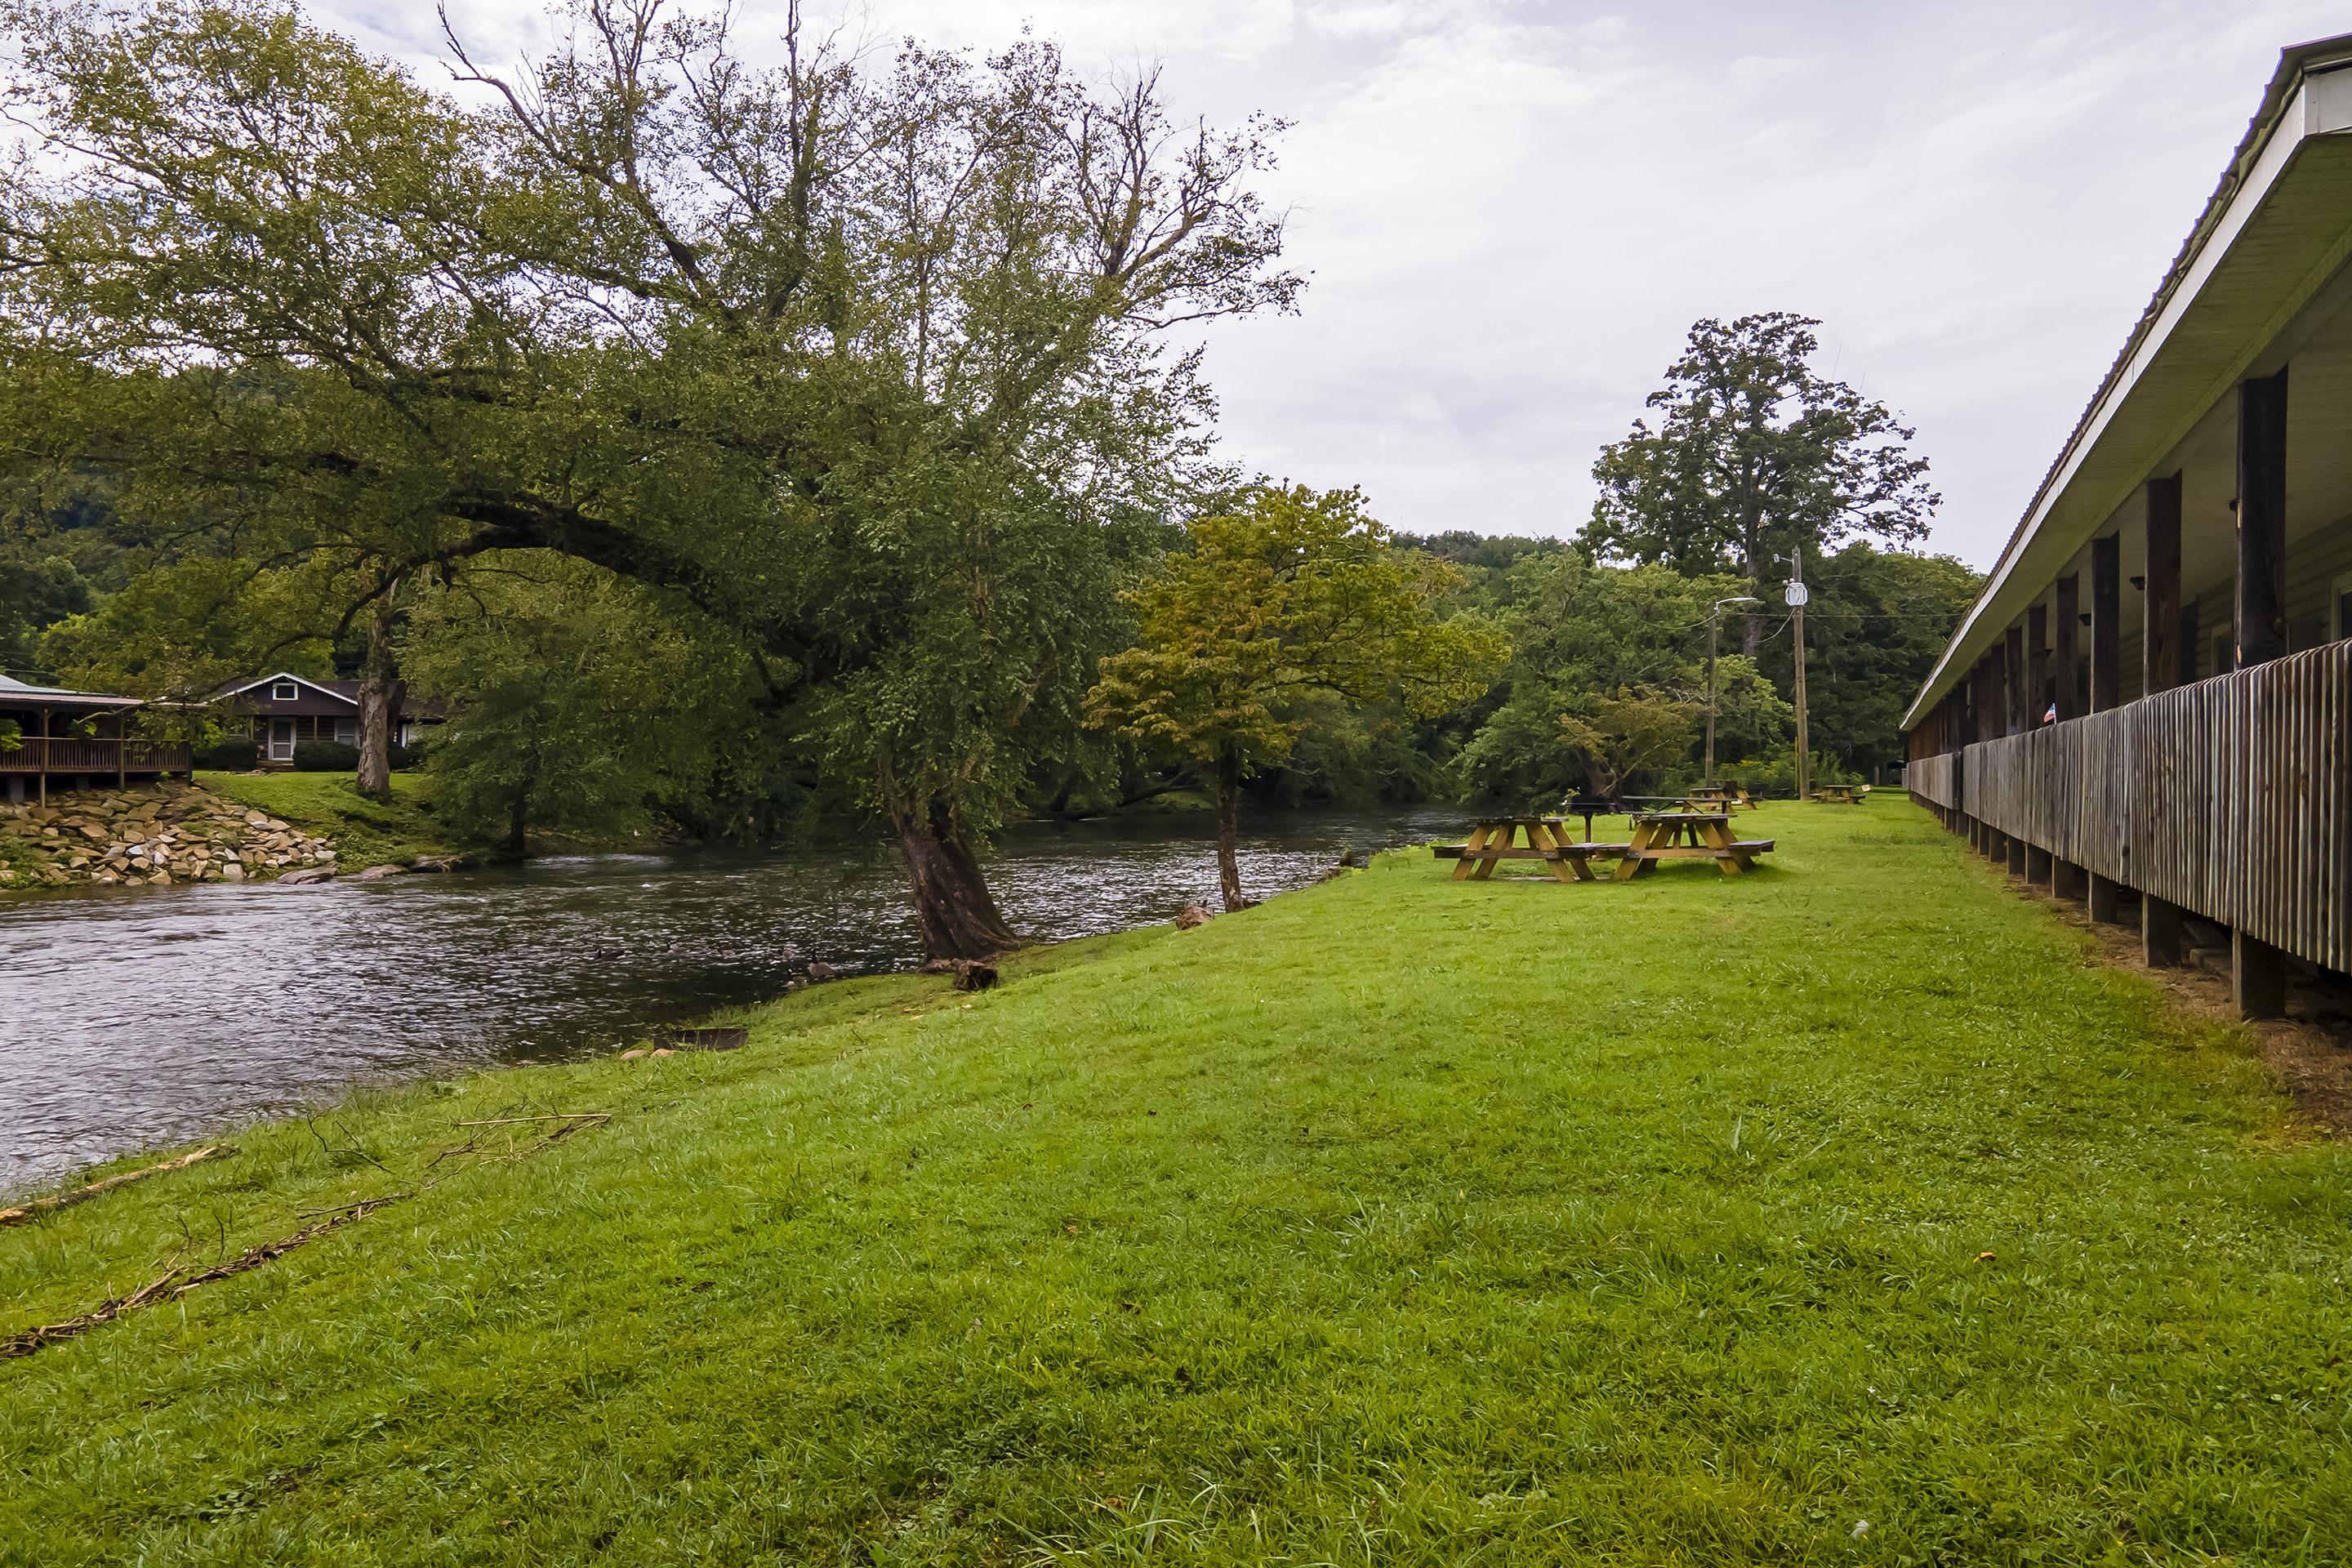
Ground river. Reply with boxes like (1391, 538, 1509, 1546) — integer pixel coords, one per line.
(0, 805, 1458, 1194)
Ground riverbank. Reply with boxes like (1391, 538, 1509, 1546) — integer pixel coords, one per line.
(6, 802, 2350, 1562)
(195, 771, 469, 869)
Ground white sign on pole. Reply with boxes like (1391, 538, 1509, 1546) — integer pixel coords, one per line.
(1784, 582, 1810, 608)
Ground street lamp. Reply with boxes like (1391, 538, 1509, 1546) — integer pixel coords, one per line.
(1705, 595, 1761, 785)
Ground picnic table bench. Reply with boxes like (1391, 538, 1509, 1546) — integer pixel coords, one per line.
(1614, 810, 1775, 879)
(1814, 782, 1864, 804)
(1433, 817, 1632, 882)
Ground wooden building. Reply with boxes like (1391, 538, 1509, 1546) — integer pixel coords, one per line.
(1903, 35, 2352, 1017)
(214, 673, 436, 767)
(0, 675, 191, 804)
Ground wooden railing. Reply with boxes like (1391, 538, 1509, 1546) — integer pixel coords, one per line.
(1911, 639, 2350, 974)
(0, 737, 192, 775)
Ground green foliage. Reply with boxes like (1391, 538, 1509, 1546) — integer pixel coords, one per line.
(1586, 313, 1938, 593)
(1752, 544, 1983, 773)
(191, 735, 258, 771)
(198, 768, 461, 866)
(1454, 554, 1789, 804)
(0, 0, 1303, 949)
(399, 562, 760, 852)
(7, 809, 2350, 1562)
(1088, 486, 1507, 773)
(291, 739, 357, 772)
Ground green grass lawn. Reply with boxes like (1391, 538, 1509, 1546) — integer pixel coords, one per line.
(194, 770, 470, 867)
(4, 802, 2347, 1564)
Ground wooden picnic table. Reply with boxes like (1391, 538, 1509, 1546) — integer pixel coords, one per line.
(1614, 810, 1774, 880)
(1814, 783, 1861, 804)
(1434, 817, 1628, 883)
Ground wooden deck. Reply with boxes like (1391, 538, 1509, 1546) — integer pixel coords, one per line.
(1909, 639, 2350, 976)
(0, 737, 192, 778)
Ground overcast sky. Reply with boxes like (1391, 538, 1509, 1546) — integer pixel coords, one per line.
(324, 0, 2347, 567)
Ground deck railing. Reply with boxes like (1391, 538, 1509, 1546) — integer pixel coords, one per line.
(0, 737, 193, 776)
(1911, 639, 2350, 974)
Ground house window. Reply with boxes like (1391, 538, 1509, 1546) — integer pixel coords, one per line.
(2333, 571, 2352, 643)
(334, 719, 358, 746)
(270, 681, 297, 701)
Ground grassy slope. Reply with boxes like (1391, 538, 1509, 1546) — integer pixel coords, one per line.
(194, 771, 468, 867)
(3, 804, 2348, 1565)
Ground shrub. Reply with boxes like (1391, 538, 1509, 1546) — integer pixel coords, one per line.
(192, 736, 260, 772)
(387, 741, 421, 772)
(292, 740, 360, 772)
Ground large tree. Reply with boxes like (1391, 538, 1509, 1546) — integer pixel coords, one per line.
(0, 0, 1297, 956)
(1584, 312, 1938, 655)
(1085, 485, 1504, 911)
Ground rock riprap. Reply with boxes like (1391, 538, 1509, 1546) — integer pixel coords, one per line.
(0, 782, 336, 889)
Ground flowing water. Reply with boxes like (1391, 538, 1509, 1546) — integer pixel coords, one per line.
(0, 805, 1457, 1193)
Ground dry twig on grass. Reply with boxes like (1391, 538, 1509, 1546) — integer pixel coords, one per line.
(0, 1146, 237, 1227)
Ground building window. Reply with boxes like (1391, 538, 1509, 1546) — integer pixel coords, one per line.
(270, 680, 297, 701)
(334, 719, 358, 746)
(2333, 571, 2352, 643)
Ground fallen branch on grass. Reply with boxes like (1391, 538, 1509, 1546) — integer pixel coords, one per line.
(0, 1146, 237, 1227)
(452, 1114, 610, 1128)
(2, 1116, 607, 1361)
(1, 1193, 410, 1358)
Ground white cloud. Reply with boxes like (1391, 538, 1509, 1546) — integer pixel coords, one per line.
(327, 0, 2349, 564)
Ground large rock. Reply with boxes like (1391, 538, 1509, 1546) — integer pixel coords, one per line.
(275, 867, 336, 885)
(353, 863, 406, 880)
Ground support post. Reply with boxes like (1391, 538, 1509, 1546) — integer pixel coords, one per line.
(2025, 844, 2051, 887)
(2088, 873, 2122, 924)
(2144, 472, 2183, 693)
(2028, 604, 2049, 724)
(2090, 535, 2121, 712)
(2004, 626, 2027, 734)
(2237, 368, 2288, 669)
(2054, 573, 2080, 720)
(2053, 859, 2086, 900)
(2144, 894, 2185, 968)
(2007, 835, 2026, 878)
(2232, 929, 2287, 1021)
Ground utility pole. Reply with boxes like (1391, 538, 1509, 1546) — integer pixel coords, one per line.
(1704, 595, 1760, 784)
(1787, 548, 1811, 800)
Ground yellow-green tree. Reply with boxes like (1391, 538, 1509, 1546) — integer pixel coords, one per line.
(1088, 486, 1506, 911)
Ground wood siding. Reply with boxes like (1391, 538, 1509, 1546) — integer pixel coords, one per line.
(1909, 639, 2350, 973)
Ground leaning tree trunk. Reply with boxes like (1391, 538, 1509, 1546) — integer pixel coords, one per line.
(1213, 745, 1249, 913)
(893, 799, 1019, 960)
(355, 590, 403, 804)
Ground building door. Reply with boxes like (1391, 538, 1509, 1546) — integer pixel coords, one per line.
(269, 719, 296, 762)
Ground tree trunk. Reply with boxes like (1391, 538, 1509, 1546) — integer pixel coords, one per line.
(356, 589, 402, 804)
(505, 791, 528, 858)
(1743, 562, 1764, 659)
(893, 800, 1019, 960)
(1214, 746, 1248, 913)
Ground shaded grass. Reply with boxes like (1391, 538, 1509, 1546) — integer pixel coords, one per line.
(3, 803, 2349, 1564)
(194, 771, 468, 867)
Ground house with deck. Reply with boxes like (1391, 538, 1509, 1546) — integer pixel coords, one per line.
(213, 673, 437, 767)
(1903, 34, 2352, 1018)
(0, 675, 191, 803)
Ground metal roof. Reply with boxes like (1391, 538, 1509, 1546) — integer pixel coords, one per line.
(0, 674, 144, 709)
(1902, 33, 2352, 730)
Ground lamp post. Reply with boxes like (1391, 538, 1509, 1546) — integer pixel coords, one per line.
(1786, 549, 1812, 801)
(1704, 595, 1761, 785)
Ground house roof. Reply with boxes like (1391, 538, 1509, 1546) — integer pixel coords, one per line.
(215, 671, 359, 707)
(0, 673, 145, 710)
(1902, 33, 2352, 730)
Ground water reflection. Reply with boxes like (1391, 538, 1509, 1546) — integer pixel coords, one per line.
(0, 806, 1455, 1192)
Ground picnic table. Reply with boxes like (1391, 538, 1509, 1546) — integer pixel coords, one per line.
(1433, 817, 1628, 883)
(1614, 810, 1775, 880)
(1814, 782, 1862, 804)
